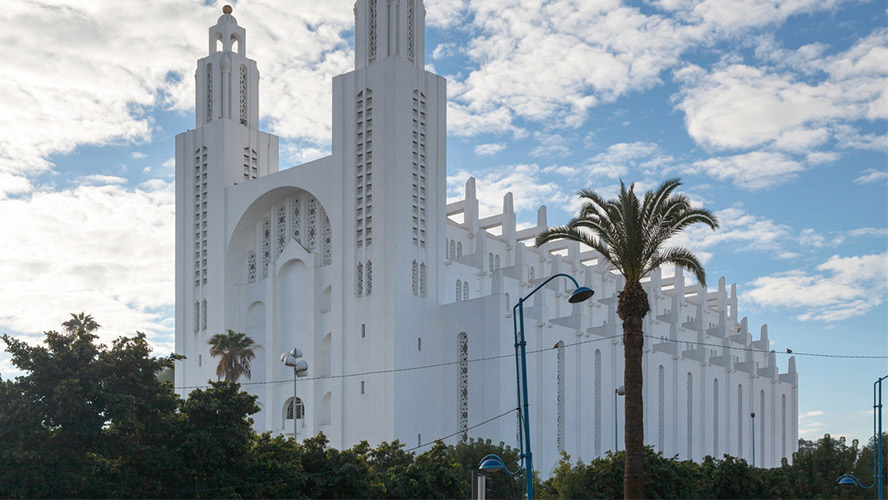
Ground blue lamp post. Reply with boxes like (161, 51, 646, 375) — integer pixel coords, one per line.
(835, 374, 886, 500)
(510, 273, 594, 500)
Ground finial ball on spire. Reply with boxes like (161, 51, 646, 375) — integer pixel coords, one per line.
(223, 5, 233, 14)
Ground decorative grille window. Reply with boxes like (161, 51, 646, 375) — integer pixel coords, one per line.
(368, 0, 377, 59)
(247, 251, 257, 283)
(322, 212, 332, 266)
(366, 260, 372, 295)
(420, 263, 426, 297)
(412, 261, 418, 295)
(239, 65, 247, 125)
(276, 205, 287, 257)
(306, 197, 318, 252)
(201, 299, 207, 331)
(456, 280, 462, 302)
(357, 262, 363, 297)
(458, 332, 468, 442)
(206, 64, 213, 121)
(463, 281, 469, 301)
(262, 217, 271, 278)
(291, 196, 302, 244)
(556, 341, 565, 452)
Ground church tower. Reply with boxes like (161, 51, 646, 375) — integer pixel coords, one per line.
(174, 6, 279, 387)
(330, 0, 447, 444)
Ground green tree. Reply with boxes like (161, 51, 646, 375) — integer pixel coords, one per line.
(536, 179, 718, 499)
(447, 438, 523, 499)
(208, 329, 256, 381)
(61, 312, 100, 334)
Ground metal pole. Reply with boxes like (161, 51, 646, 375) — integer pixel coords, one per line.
(751, 413, 756, 467)
(877, 376, 885, 500)
(518, 299, 534, 500)
(293, 367, 299, 441)
(615, 389, 618, 452)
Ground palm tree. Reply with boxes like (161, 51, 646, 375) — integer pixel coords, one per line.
(536, 178, 718, 499)
(208, 329, 256, 382)
(62, 312, 100, 334)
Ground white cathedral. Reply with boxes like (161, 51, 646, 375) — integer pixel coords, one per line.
(174, 2, 799, 474)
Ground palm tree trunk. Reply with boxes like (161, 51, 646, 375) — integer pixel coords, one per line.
(619, 281, 650, 500)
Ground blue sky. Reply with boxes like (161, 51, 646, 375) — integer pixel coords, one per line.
(1, 0, 885, 446)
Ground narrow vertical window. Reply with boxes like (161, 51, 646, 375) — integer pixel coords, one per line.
(412, 260, 418, 295)
(201, 299, 207, 331)
(781, 394, 787, 460)
(463, 281, 469, 301)
(658, 365, 665, 452)
(556, 341, 565, 452)
(361, 381, 365, 394)
(458, 332, 468, 442)
(594, 349, 601, 455)
(407, 0, 415, 60)
(194, 301, 200, 332)
(366, 260, 373, 295)
(456, 241, 462, 258)
(760, 390, 765, 466)
(306, 197, 318, 251)
(738, 385, 743, 457)
(714, 379, 719, 457)
(239, 64, 247, 125)
(489, 253, 494, 272)
(420, 263, 426, 297)
(687, 373, 693, 460)
(276, 205, 287, 257)
(449, 240, 455, 259)
(262, 218, 271, 278)
(291, 196, 302, 244)
(529, 266, 535, 280)
(247, 251, 257, 283)
(368, 0, 377, 59)
(495, 255, 500, 269)
(321, 212, 332, 266)
(456, 280, 462, 302)
(206, 63, 213, 121)
(356, 262, 364, 296)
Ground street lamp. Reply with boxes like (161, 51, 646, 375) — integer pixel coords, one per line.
(475, 454, 522, 500)
(512, 273, 594, 500)
(751, 412, 756, 467)
(836, 374, 887, 500)
(280, 347, 308, 438)
(615, 385, 625, 451)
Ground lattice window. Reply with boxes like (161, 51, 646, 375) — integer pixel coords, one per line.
(687, 373, 693, 460)
(194, 301, 200, 332)
(556, 341, 565, 452)
(291, 196, 302, 244)
(714, 379, 719, 457)
(458, 332, 468, 443)
(456, 280, 462, 302)
(495, 255, 500, 269)
(489, 253, 494, 272)
(322, 211, 332, 266)
(407, 0, 415, 60)
(420, 263, 426, 297)
(658, 365, 665, 452)
(366, 260, 373, 295)
(463, 281, 469, 301)
(368, 0, 377, 59)
(206, 64, 213, 121)
(449, 240, 455, 259)
(529, 266, 535, 280)
(247, 251, 257, 283)
(412, 261, 418, 295)
(456, 242, 462, 258)
(201, 299, 207, 331)
(239, 64, 247, 125)
(276, 205, 287, 257)
(262, 217, 271, 279)
(594, 349, 601, 455)
(307, 197, 318, 252)
(356, 262, 363, 297)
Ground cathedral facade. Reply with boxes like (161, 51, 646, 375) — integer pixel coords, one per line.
(174, 2, 799, 474)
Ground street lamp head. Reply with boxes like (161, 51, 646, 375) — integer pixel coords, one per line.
(568, 286, 595, 303)
(479, 456, 506, 471)
(616, 385, 625, 396)
(751, 412, 756, 418)
(837, 476, 856, 485)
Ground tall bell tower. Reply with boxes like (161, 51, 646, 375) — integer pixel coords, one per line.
(174, 5, 279, 388)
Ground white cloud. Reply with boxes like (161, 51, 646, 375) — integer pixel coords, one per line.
(670, 206, 790, 253)
(576, 142, 673, 180)
(130, 152, 147, 160)
(447, 164, 571, 218)
(746, 252, 888, 321)
(425, 0, 469, 29)
(0, 180, 176, 350)
(474, 143, 506, 156)
(675, 30, 888, 153)
(0, 1, 354, 185)
(854, 168, 888, 184)
(691, 151, 805, 189)
(530, 134, 571, 158)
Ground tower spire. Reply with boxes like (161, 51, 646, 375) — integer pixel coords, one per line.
(354, 0, 425, 70)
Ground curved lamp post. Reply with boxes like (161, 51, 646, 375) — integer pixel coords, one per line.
(836, 374, 886, 500)
(511, 273, 594, 500)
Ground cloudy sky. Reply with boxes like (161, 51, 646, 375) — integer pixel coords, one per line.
(1, 0, 885, 445)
